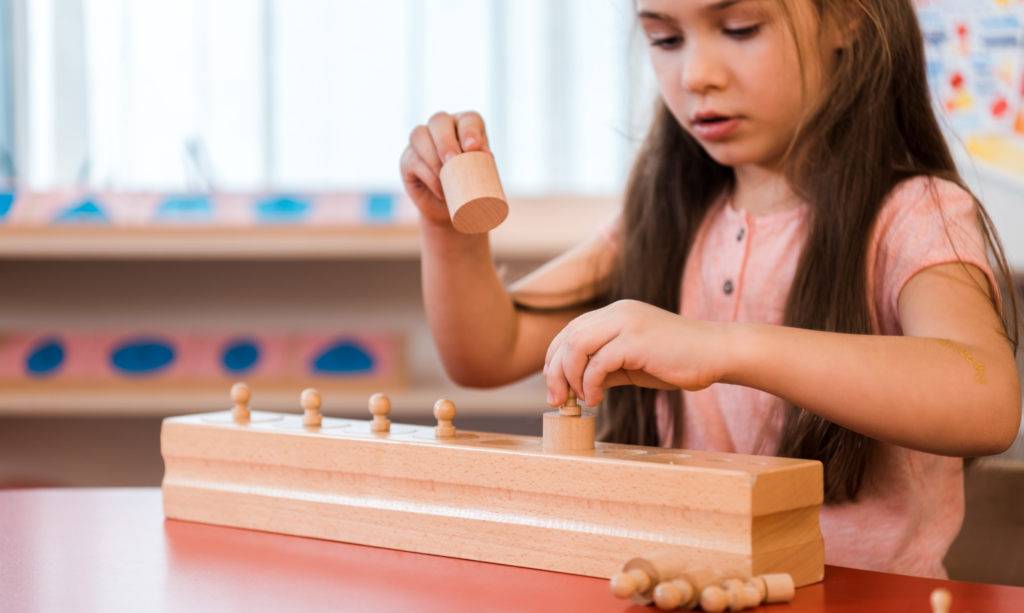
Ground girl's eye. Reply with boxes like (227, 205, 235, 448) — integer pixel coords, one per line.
(724, 24, 761, 39)
(650, 35, 683, 49)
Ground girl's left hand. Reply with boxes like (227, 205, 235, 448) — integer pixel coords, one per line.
(544, 300, 727, 407)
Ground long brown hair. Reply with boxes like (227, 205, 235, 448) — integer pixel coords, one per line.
(600, 0, 1020, 503)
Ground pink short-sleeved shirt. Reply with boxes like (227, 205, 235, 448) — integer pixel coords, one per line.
(601, 177, 995, 579)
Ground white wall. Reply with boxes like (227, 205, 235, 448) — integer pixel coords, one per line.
(18, 0, 644, 195)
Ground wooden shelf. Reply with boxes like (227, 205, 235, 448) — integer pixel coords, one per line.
(0, 378, 557, 419)
(0, 197, 618, 260)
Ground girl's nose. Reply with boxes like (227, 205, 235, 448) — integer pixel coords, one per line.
(681, 45, 727, 94)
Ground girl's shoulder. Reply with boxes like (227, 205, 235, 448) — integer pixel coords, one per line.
(870, 174, 994, 334)
(875, 175, 976, 233)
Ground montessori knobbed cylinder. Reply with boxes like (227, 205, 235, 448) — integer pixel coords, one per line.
(439, 151, 509, 234)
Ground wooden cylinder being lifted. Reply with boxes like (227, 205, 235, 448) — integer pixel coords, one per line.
(542, 389, 596, 451)
(439, 151, 509, 234)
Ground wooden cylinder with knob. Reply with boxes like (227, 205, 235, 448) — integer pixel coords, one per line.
(610, 550, 688, 606)
(301, 388, 322, 427)
(701, 579, 764, 613)
(542, 389, 595, 451)
(433, 399, 456, 438)
(610, 569, 652, 601)
(230, 382, 250, 424)
(930, 588, 952, 613)
(368, 393, 391, 432)
(652, 578, 693, 611)
(757, 573, 795, 604)
(699, 585, 734, 613)
(439, 151, 508, 234)
(653, 568, 728, 611)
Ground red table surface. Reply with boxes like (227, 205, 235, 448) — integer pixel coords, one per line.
(0, 489, 1021, 613)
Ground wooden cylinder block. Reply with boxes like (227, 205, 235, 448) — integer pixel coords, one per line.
(610, 569, 651, 601)
(759, 573, 795, 603)
(439, 151, 509, 234)
(699, 586, 733, 613)
(617, 550, 687, 606)
(931, 588, 952, 613)
(654, 568, 728, 611)
(542, 411, 595, 451)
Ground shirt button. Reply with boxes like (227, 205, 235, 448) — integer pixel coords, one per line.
(724, 280, 734, 295)
(737, 228, 745, 241)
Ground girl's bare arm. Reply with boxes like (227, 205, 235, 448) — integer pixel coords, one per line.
(731, 262, 1020, 456)
(545, 262, 1020, 456)
(402, 111, 610, 387)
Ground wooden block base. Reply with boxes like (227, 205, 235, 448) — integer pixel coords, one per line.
(161, 411, 825, 586)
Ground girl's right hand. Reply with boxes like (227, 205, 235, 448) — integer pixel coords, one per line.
(400, 111, 492, 228)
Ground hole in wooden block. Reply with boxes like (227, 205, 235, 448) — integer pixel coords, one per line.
(705, 458, 734, 463)
(202, 411, 283, 424)
(602, 450, 647, 456)
(480, 439, 541, 446)
(333, 423, 417, 436)
(272, 417, 350, 431)
(412, 431, 479, 441)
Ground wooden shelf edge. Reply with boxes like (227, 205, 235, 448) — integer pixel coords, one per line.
(0, 228, 424, 260)
(0, 197, 620, 260)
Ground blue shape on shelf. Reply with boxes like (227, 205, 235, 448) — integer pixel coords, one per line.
(156, 195, 212, 222)
(0, 189, 15, 221)
(255, 196, 310, 224)
(110, 339, 175, 374)
(55, 199, 110, 225)
(26, 338, 64, 376)
(365, 194, 394, 224)
(222, 340, 260, 372)
(312, 340, 374, 374)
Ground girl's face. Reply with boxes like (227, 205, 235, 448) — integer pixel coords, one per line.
(639, 0, 836, 170)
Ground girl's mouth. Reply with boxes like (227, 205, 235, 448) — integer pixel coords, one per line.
(692, 113, 741, 141)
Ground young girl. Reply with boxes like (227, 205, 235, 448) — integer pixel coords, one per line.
(399, 0, 1021, 579)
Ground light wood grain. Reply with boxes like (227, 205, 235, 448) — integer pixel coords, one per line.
(439, 152, 509, 234)
(161, 409, 825, 585)
(542, 411, 596, 450)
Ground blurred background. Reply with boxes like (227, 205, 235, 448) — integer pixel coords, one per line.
(0, 0, 1021, 587)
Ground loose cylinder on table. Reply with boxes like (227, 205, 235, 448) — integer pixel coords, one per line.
(439, 151, 509, 234)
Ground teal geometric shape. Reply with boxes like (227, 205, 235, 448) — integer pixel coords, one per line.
(255, 196, 310, 224)
(26, 338, 64, 376)
(0, 190, 14, 221)
(110, 339, 175, 375)
(55, 199, 110, 225)
(156, 195, 212, 222)
(312, 340, 374, 375)
(365, 194, 394, 224)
